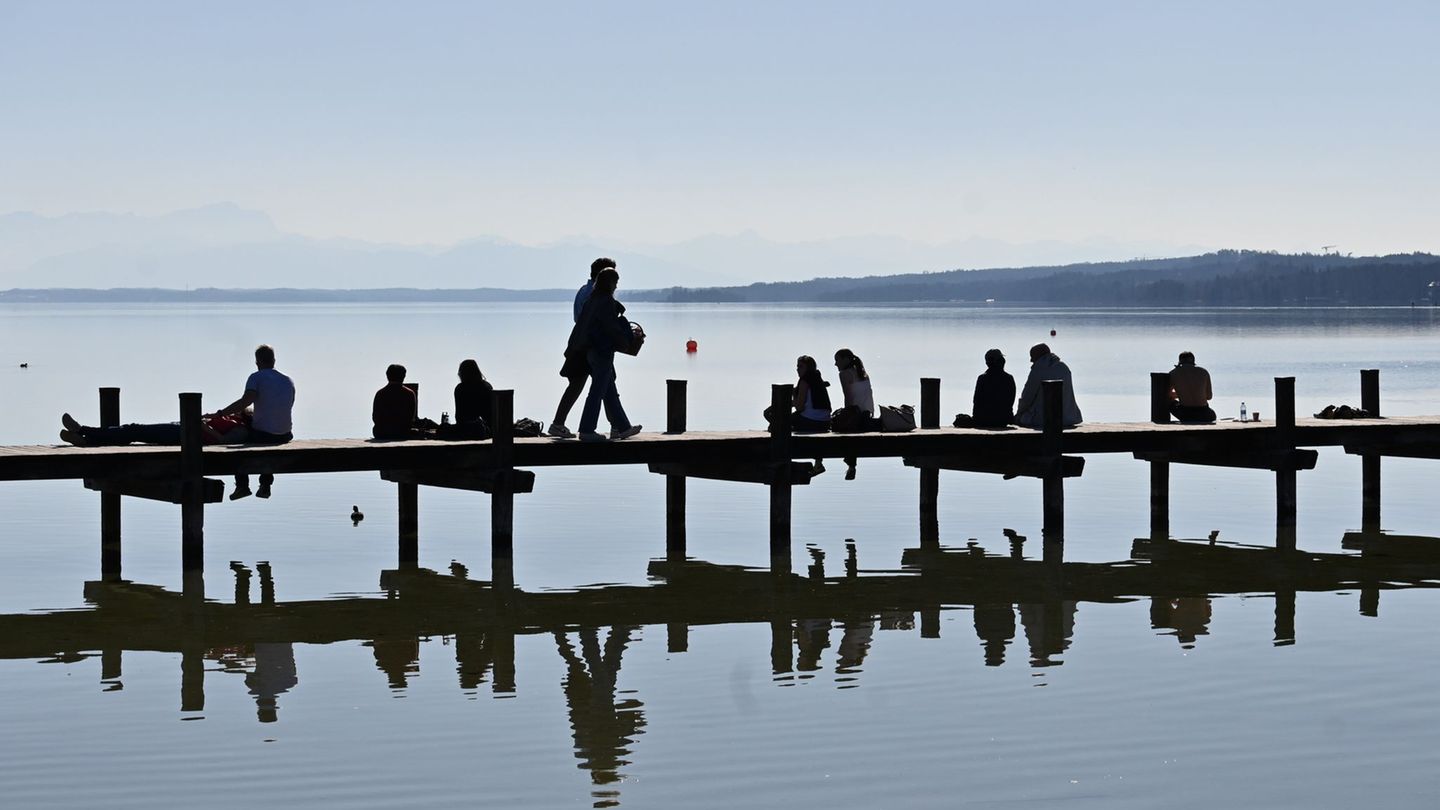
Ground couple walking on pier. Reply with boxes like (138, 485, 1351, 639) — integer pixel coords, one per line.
(549, 258, 644, 443)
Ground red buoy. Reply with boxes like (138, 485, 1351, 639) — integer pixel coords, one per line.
(685, 338, 698, 353)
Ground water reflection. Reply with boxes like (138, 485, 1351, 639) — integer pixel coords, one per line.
(6, 524, 1440, 805)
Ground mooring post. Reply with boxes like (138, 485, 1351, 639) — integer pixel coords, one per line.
(921, 606, 941, 639)
(769, 383, 794, 575)
(666, 379, 688, 563)
(920, 378, 941, 429)
(1360, 369, 1381, 533)
(667, 622, 689, 653)
(179, 392, 205, 571)
(1274, 377, 1297, 551)
(770, 618, 794, 674)
(491, 628, 516, 694)
(491, 390, 516, 590)
(397, 384, 420, 567)
(1041, 380, 1065, 544)
(99, 387, 122, 581)
(1149, 372, 1171, 424)
(1274, 588, 1296, 646)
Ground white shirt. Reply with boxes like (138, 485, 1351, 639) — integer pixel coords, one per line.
(245, 368, 296, 435)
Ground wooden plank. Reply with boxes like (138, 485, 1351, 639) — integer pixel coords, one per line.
(84, 477, 225, 504)
(1133, 448, 1319, 471)
(903, 454, 1085, 479)
(380, 468, 536, 494)
(648, 461, 817, 485)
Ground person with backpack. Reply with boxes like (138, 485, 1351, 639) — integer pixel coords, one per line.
(568, 267, 642, 442)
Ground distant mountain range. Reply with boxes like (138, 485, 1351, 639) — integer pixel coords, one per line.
(0, 202, 1213, 290)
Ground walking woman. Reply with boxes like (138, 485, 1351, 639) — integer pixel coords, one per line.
(569, 267, 642, 442)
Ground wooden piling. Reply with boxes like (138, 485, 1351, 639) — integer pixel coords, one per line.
(667, 622, 689, 653)
(1274, 588, 1296, 645)
(1150, 372, 1172, 424)
(666, 380, 687, 562)
(397, 384, 420, 566)
(1273, 377, 1297, 549)
(919, 467, 940, 551)
(1041, 380, 1065, 543)
(1360, 369, 1382, 532)
(1149, 459, 1170, 540)
(769, 384, 794, 574)
(99, 387, 122, 581)
(770, 619, 793, 673)
(920, 378, 941, 430)
(491, 390, 516, 572)
(179, 392, 204, 571)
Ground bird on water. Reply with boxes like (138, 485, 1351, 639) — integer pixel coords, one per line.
(351, 505, 364, 524)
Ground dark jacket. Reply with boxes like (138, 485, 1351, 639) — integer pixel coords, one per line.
(454, 379, 494, 425)
(568, 291, 631, 355)
(972, 368, 1016, 427)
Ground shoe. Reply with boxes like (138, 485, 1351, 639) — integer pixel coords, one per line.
(578, 431, 608, 443)
(547, 423, 575, 439)
(59, 429, 88, 447)
(230, 487, 253, 501)
(812, 461, 826, 476)
(610, 425, 642, 440)
(257, 485, 272, 499)
(845, 465, 857, 481)
(62, 413, 81, 433)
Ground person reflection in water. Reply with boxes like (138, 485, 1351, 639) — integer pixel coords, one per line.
(1151, 596, 1213, 648)
(554, 627, 646, 802)
(1018, 599, 1077, 667)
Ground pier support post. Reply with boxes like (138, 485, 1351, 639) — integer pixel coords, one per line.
(397, 384, 420, 567)
(1274, 377, 1297, 551)
(769, 384, 794, 575)
(179, 392, 205, 571)
(1150, 372, 1171, 423)
(1274, 588, 1296, 646)
(920, 378, 941, 429)
(1360, 369, 1382, 532)
(99, 387, 122, 581)
(666, 380, 688, 562)
(1149, 459, 1170, 541)
(491, 390, 516, 591)
(770, 619, 793, 674)
(667, 622, 689, 653)
(1041, 381, 1065, 545)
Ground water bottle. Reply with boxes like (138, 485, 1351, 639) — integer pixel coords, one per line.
(1239, 402, 1247, 423)
(441, 411, 450, 426)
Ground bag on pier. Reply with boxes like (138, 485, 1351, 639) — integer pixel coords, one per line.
(879, 404, 916, 432)
(512, 418, 544, 437)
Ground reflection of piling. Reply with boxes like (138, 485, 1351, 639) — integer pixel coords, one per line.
(665, 380, 687, 562)
(99, 387, 122, 581)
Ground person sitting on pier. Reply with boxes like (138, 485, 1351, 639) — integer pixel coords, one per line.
(441, 358, 493, 439)
(1168, 351, 1216, 423)
(549, 257, 615, 439)
(211, 344, 295, 444)
(832, 348, 876, 478)
(783, 355, 832, 433)
(954, 348, 1016, 428)
(1014, 343, 1082, 429)
(568, 267, 642, 442)
(372, 364, 426, 440)
(59, 410, 251, 446)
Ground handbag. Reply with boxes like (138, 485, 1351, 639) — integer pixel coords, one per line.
(616, 321, 646, 356)
(878, 404, 917, 432)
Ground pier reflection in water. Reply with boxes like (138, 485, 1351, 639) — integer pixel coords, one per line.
(6, 515, 1440, 808)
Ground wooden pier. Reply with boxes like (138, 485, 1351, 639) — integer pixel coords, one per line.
(1, 369, 1438, 584)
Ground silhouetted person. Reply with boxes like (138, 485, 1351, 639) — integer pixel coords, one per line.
(550, 257, 616, 438)
(568, 267, 641, 442)
(245, 642, 297, 723)
(60, 410, 250, 446)
(215, 344, 294, 498)
(1151, 596, 1212, 648)
(367, 637, 420, 689)
(795, 618, 833, 672)
(835, 618, 875, 673)
(554, 627, 646, 797)
(372, 363, 421, 439)
(973, 603, 1017, 666)
(450, 358, 494, 438)
(1018, 599, 1077, 667)
(1169, 351, 1216, 423)
(833, 348, 876, 477)
(954, 348, 1016, 428)
(1015, 343, 1082, 429)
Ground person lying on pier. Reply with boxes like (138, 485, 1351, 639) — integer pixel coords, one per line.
(1014, 343, 1083, 429)
(831, 348, 877, 478)
(953, 348, 1016, 428)
(372, 363, 433, 440)
(567, 267, 642, 442)
(549, 257, 616, 439)
(59, 410, 251, 446)
(1168, 351, 1216, 423)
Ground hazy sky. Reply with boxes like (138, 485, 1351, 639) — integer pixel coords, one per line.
(2, 1, 1436, 254)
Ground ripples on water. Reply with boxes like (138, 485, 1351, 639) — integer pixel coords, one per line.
(1, 304, 1439, 808)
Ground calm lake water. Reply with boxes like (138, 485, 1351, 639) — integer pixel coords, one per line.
(2, 303, 1439, 809)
